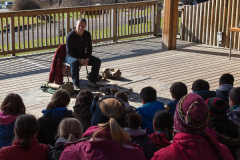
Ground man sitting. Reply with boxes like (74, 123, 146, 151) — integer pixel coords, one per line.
(66, 18, 101, 89)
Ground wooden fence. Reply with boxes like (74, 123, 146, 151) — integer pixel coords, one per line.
(0, 1, 161, 56)
(180, 0, 240, 49)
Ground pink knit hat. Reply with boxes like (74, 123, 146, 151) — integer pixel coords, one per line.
(174, 93, 209, 134)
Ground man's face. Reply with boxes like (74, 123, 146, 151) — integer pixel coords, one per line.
(76, 21, 86, 35)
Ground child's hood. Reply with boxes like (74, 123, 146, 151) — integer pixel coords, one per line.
(0, 111, 18, 125)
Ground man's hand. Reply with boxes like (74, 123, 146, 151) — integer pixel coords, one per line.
(78, 58, 89, 66)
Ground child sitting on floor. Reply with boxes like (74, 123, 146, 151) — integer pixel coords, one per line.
(37, 89, 73, 146)
(0, 93, 26, 149)
(206, 97, 240, 159)
(228, 87, 240, 126)
(124, 108, 158, 160)
(216, 73, 234, 109)
(192, 79, 216, 101)
(0, 114, 50, 160)
(73, 89, 94, 133)
(135, 86, 165, 134)
(165, 82, 187, 115)
(148, 110, 173, 150)
(47, 118, 83, 160)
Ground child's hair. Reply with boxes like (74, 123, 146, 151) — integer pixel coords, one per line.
(153, 110, 173, 141)
(58, 118, 83, 143)
(229, 87, 240, 105)
(125, 112, 142, 129)
(170, 82, 188, 100)
(92, 98, 130, 144)
(14, 114, 39, 151)
(192, 79, 210, 91)
(114, 91, 128, 102)
(0, 93, 26, 116)
(219, 73, 234, 85)
(140, 86, 157, 103)
(46, 89, 71, 110)
(75, 89, 94, 106)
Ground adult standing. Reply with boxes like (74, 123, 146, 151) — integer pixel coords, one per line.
(66, 18, 101, 89)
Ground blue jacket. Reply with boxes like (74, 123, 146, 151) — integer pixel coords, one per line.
(135, 101, 165, 135)
(166, 100, 178, 116)
(0, 121, 15, 149)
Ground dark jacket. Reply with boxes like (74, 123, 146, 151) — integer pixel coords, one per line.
(47, 138, 67, 160)
(148, 132, 172, 150)
(211, 115, 240, 159)
(73, 104, 92, 133)
(193, 90, 216, 101)
(37, 108, 73, 146)
(216, 84, 233, 109)
(66, 30, 92, 59)
(165, 100, 178, 116)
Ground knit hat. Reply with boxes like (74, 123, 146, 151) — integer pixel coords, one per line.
(91, 96, 125, 128)
(206, 97, 226, 117)
(174, 93, 209, 134)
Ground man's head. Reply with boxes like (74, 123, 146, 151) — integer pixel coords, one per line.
(219, 73, 234, 86)
(140, 86, 157, 104)
(76, 18, 87, 35)
(229, 87, 240, 107)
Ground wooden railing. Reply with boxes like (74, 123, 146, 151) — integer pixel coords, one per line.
(180, 0, 240, 49)
(0, 1, 161, 56)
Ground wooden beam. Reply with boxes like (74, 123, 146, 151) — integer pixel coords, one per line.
(162, 0, 178, 50)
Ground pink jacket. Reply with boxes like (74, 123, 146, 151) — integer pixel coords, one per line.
(152, 133, 234, 160)
(60, 126, 146, 160)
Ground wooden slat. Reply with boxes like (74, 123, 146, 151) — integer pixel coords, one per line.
(134, 7, 136, 34)
(45, 14, 47, 46)
(231, 0, 237, 49)
(206, 0, 212, 45)
(188, 6, 193, 42)
(217, 0, 224, 46)
(41, 15, 43, 47)
(53, 14, 56, 45)
(98, 10, 100, 39)
(91, 10, 93, 39)
(71, 12, 74, 31)
(10, 16, 15, 55)
(137, 7, 139, 34)
(1, 18, 3, 52)
(153, 4, 155, 35)
(146, 5, 148, 33)
(95, 10, 97, 39)
(62, 13, 64, 44)
(225, 0, 233, 48)
(117, 8, 119, 36)
(121, 8, 123, 36)
(36, 14, 39, 47)
(113, 7, 116, 39)
(110, 9, 112, 37)
(181, 6, 186, 40)
(125, 8, 126, 35)
(198, 3, 204, 43)
(185, 6, 189, 41)
(195, 4, 200, 42)
(210, 0, 216, 45)
(102, 9, 104, 38)
(221, 0, 228, 47)
(237, 0, 240, 49)
(213, 0, 219, 46)
(57, 13, 60, 45)
(31, 16, 34, 48)
(106, 9, 108, 38)
(18, 16, 20, 49)
(6, 17, 8, 51)
(202, 2, 208, 44)
(88, 11, 90, 32)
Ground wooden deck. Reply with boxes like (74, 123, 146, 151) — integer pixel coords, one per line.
(1, 37, 240, 117)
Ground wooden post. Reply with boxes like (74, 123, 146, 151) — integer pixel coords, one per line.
(162, 0, 178, 50)
(10, 16, 15, 56)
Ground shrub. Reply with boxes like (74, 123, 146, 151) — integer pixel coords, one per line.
(60, 0, 82, 7)
(12, 0, 41, 11)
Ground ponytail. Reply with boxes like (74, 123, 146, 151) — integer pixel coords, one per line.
(46, 99, 57, 110)
(67, 133, 78, 143)
(93, 118, 130, 145)
(200, 133, 224, 160)
(20, 138, 31, 151)
(164, 128, 172, 141)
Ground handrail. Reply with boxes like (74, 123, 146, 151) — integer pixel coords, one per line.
(0, 1, 161, 56)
